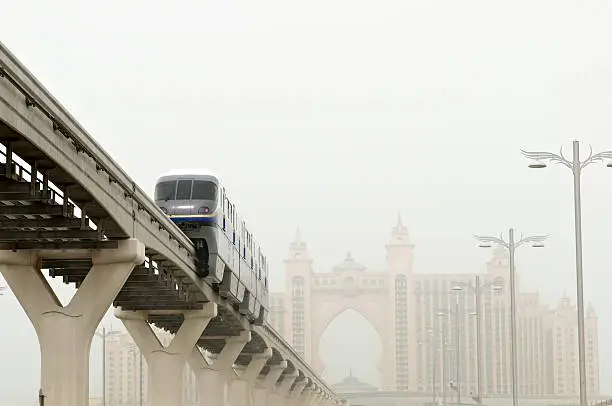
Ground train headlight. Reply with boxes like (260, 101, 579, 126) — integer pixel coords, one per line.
(198, 207, 210, 214)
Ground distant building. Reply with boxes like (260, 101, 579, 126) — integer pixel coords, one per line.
(269, 217, 600, 396)
(550, 296, 599, 395)
(332, 371, 378, 394)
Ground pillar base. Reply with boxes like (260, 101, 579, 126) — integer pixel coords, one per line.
(197, 367, 230, 406)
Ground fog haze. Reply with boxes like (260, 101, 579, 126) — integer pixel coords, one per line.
(2, 1, 612, 402)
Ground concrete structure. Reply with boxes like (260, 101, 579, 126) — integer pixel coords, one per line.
(0, 41, 342, 406)
(269, 218, 600, 399)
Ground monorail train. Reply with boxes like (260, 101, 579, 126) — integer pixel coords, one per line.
(154, 170, 268, 325)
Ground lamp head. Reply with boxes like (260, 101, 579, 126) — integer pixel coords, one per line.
(528, 161, 547, 169)
(532, 242, 545, 248)
(478, 242, 492, 248)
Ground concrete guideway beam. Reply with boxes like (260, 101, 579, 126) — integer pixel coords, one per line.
(188, 330, 251, 406)
(115, 303, 217, 406)
(0, 238, 145, 406)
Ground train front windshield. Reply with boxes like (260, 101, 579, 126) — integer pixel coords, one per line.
(155, 179, 218, 211)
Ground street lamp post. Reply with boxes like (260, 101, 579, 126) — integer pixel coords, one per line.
(522, 141, 612, 406)
(474, 229, 547, 406)
(438, 312, 448, 406)
(439, 300, 461, 406)
(453, 276, 503, 405)
(428, 329, 436, 404)
(449, 288, 462, 406)
(455, 294, 460, 406)
(474, 277, 482, 405)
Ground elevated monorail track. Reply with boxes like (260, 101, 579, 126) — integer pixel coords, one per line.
(0, 41, 335, 395)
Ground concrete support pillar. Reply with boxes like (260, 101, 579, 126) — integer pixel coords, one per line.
(252, 362, 288, 406)
(313, 390, 326, 406)
(229, 349, 273, 406)
(266, 370, 296, 406)
(116, 303, 217, 406)
(196, 366, 229, 406)
(252, 387, 268, 406)
(289, 380, 309, 406)
(302, 390, 316, 406)
(0, 239, 144, 406)
(298, 386, 320, 406)
(311, 392, 326, 406)
(189, 330, 251, 406)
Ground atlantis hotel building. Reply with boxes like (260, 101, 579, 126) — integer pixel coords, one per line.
(268, 218, 600, 396)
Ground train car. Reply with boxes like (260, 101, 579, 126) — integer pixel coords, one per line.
(154, 169, 268, 324)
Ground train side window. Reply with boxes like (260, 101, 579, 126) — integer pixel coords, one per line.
(176, 180, 192, 200)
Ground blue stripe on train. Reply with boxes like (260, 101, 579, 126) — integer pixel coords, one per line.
(169, 216, 217, 224)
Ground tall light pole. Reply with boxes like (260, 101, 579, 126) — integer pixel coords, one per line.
(474, 230, 548, 406)
(428, 329, 436, 404)
(453, 277, 504, 405)
(450, 287, 462, 406)
(438, 312, 448, 406)
(474, 277, 482, 405)
(522, 141, 612, 406)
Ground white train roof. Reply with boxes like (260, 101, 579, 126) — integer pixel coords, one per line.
(157, 169, 221, 181)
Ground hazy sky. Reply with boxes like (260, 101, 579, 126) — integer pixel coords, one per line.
(2, 0, 612, 402)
